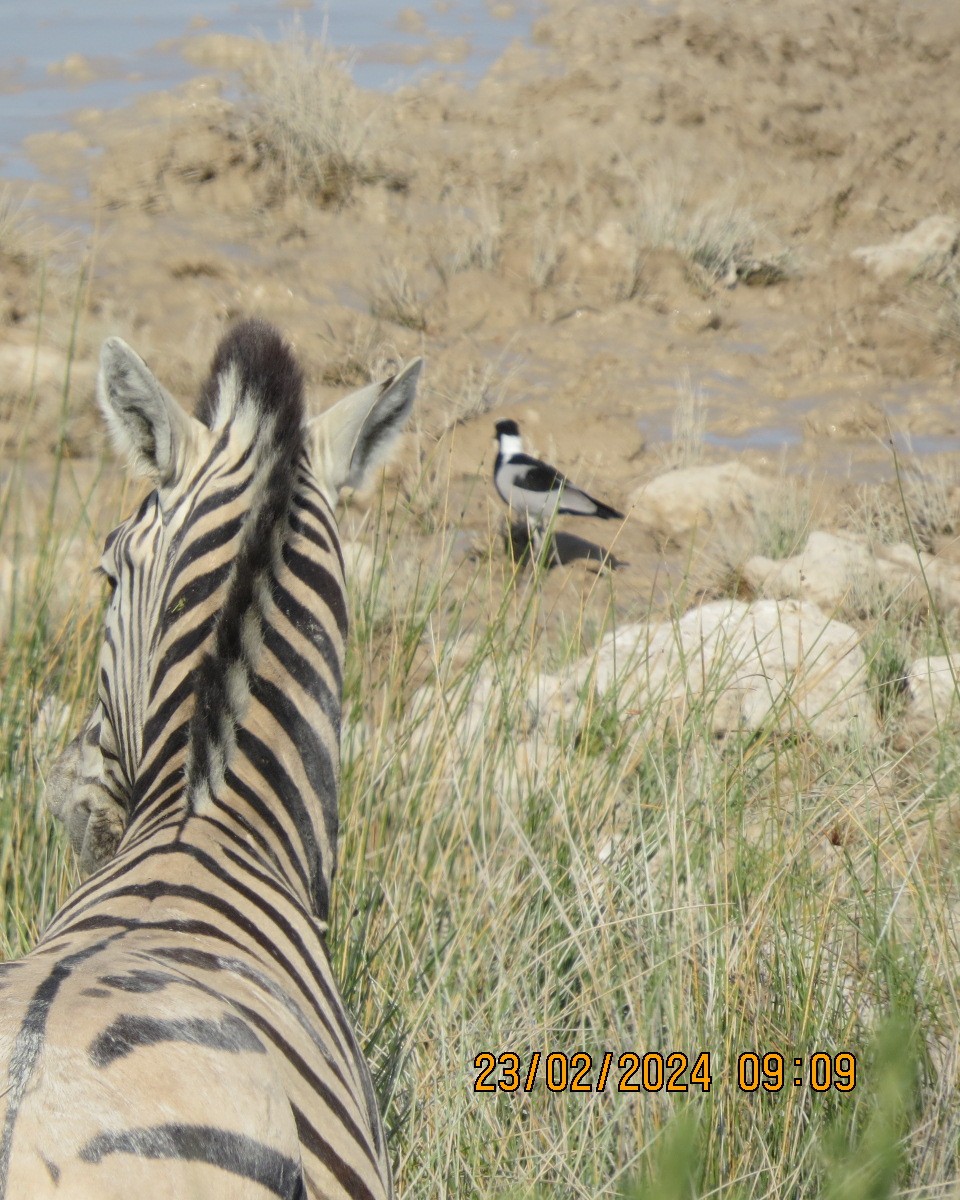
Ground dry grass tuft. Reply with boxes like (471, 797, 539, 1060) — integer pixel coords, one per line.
(0, 188, 39, 266)
(846, 461, 960, 554)
(237, 24, 382, 207)
(529, 213, 566, 290)
(319, 321, 396, 389)
(428, 190, 503, 283)
(630, 177, 790, 286)
(368, 261, 429, 332)
(655, 370, 707, 469)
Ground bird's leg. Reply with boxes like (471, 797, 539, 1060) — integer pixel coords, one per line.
(546, 527, 562, 568)
(527, 516, 544, 568)
(528, 517, 560, 570)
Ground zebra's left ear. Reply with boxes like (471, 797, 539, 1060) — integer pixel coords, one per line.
(309, 358, 422, 502)
(98, 337, 199, 485)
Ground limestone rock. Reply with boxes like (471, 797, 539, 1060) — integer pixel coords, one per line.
(903, 656, 960, 736)
(575, 598, 876, 743)
(744, 530, 960, 613)
(744, 531, 880, 610)
(851, 215, 960, 281)
(878, 543, 960, 610)
(630, 461, 773, 541)
(398, 598, 876, 795)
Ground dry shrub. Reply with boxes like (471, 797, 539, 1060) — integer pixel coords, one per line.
(654, 370, 706, 469)
(0, 188, 38, 267)
(368, 261, 429, 333)
(630, 175, 790, 286)
(428, 190, 503, 283)
(237, 25, 381, 207)
(847, 463, 960, 554)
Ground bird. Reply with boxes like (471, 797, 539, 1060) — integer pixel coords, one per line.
(493, 418, 623, 562)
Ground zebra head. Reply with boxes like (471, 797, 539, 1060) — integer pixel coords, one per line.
(47, 320, 420, 877)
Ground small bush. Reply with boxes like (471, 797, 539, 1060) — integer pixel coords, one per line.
(238, 25, 379, 207)
(368, 261, 429, 332)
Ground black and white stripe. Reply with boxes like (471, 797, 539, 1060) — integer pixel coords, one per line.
(1, 319, 420, 1199)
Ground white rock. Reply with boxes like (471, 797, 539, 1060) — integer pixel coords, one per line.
(744, 530, 960, 612)
(395, 599, 876, 801)
(851, 215, 960, 281)
(574, 598, 876, 743)
(630, 462, 773, 540)
(877, 543, 960, 610)
(744, 530, 880, 610)
(406, 669, 537, 755)
(903, 656, 960, 734)
(524, 670, 581, 730)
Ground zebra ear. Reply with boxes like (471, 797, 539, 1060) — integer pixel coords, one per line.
(98, 337, 198, 484)
(309, 358, 421, 500)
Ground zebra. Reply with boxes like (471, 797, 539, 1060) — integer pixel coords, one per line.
(0, 318, 421, 1198)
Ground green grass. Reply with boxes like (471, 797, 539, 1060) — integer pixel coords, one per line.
(3, 357, 960, 1198)
(0, 330, 113, 956)
(329, 523, 960, 1197)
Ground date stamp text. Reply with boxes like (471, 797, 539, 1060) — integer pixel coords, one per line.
(473, 1051, 857, 1093)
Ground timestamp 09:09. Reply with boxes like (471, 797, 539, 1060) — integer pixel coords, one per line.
(473, 1051, 858, 1094)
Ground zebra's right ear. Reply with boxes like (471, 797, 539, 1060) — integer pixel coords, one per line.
(309, 358, 421, 503)
(98, 337, 199, 485)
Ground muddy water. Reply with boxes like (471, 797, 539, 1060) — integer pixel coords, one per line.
(0, 0, 540, 179)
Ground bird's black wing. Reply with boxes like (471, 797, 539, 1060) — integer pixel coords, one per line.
(512, 455, 568, 493)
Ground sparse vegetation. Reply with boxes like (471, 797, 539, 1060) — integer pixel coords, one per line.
(529, 212, 565, 290)
(6, 395, 960, 1195)
(368, 259, 429, 332)
(659, 370, 707, 468)
(751, 473, 812, 562)
(429, 190, 503, 283)
(335, 519, 960, 1197)
(320, 319, 394, 388)
(846, 459, 960, 554)
(614, 241, 646, 303)
(931, 263, 960, 357)
(237, 23, 381, 206)
(433, 349, 518, 434)
(0, 187, 39, 266)
(861, 618, 911, 724)
(629, 178, 790, 286)
(892, 245, 960, 365)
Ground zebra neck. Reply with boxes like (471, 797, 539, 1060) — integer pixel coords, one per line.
(196, 471, 347, 921)
(122, 471, 347, 921)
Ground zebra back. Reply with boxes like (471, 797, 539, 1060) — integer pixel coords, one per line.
(0, 320, 420, 1199)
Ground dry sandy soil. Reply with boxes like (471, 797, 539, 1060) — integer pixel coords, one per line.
(5, 0, 960, 627)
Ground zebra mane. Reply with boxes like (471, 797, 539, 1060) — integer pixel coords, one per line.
(186, 318, 306, 810)
(196, 317, 305, 431)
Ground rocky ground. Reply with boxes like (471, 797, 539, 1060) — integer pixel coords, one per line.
(5, 0, 960, 744)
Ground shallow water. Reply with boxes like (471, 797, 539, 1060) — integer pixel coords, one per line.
(0, 1, 540, 179)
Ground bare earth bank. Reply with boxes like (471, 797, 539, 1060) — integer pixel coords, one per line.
(4, 0, 960, 626)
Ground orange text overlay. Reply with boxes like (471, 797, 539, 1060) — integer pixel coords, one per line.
(473, 1051, 858, 1094)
